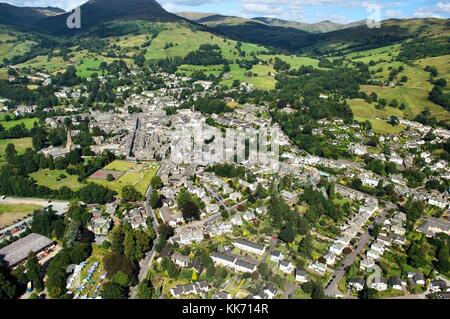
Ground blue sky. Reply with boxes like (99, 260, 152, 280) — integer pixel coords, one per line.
(4, 0, 450, 23)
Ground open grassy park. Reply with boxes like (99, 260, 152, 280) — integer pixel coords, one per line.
(88, 160, 159, 196)
(0, 113, 38, 130)
(0, 203, 42, 227)
(29, 160, 159, 196)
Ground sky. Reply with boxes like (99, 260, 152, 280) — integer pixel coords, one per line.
(3, 0, 450, 23)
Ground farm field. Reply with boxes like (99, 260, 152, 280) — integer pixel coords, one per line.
(75, 55, 134, 78)
(29, 169, 85, 191)
(346, 44, 401, 63)
(258, 54, 322, 69)
(0, 203, 42, 227)
(0, 137, 32, 164)
(88, 160, 159, 196)
(177, 64, 224, 77)
(415, 54, 450, 84)
(17, 55, 68, 74)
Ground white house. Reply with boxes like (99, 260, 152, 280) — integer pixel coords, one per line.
(371, 277, 388, 292)
(295, 269, 309, 283)
(233, 239, 266, 255)
(279, 260, 295, 274)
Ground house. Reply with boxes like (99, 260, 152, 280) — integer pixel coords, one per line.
(230, 214, 243, 226)
(279, 260, 295, 274)
(262, 285, 278, 299)
(171, 252, 190, 268)
(367, 249, 381, 261)
(233, 239, 266, 255)
(170, 281, 209, 298)
(324, 252, 337, 265)
(106, 202, 118, 215)
(295, 269, 309, 283)
(88, 216, 112, 236)
(391, 224, 406, 236)
(124, 207, 147, 229)
(371, 277, 388, 292)
(389, 276, 403, 291)
(191, 257, 204, 275)
(360, 257, 375, 270)
(270, 250, 284, 262)
(348, 278, 365, 291)
(329, 242, 346, 255)
(393, 235, 406, 246)
(234, 259, 257, 273)
(412, 273, 426, 286)
(429, 280, 447, 293)
(243, 211, 257, 221)
(308, 261, 327, 276)
(377, 234, 392, 246)
(370, 241, 386, 255)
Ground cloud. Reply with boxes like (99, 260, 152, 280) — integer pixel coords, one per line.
(386, 9, 402, 18)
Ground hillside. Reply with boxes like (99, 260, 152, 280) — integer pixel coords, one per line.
(0, 3, 63, 28)
(34, 0, 187, 35)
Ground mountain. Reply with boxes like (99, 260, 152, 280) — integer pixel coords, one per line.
(0, 3, 64, 28)
(252, 17, 344, 33)
(34, 0, 186, 35)
(177, 12, 366, 33)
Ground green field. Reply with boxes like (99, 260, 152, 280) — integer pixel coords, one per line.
(0, 137, 32, 163)
(361, 59, 450, 122)
(177, 64, 224, 77)
(346, 44, 401, 63)
(29, 169, 85, 191)
(76, 55, 134, 78)
(88, 160, 159, 196)
(259, 54, 322, 69)
(416, 54, 450, 84)
(348, 99, 406, 134)
(17, 55, 68, 74)
(0, 116, 38, 129)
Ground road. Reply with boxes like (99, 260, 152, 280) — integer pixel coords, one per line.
(130, 162, 166, 298)
(324, 204, 393, 298)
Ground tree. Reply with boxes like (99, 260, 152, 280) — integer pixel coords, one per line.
(109, 225, 125, 254)
(150, 176, 163, 190)
(5, 143, 17, 164)
(279, 224, 295, 243)
(25, 253, 44, 292)
(100, 282, 126, 299)
(112, 271, 131, 287)
(137, 279, 154, 299)
(359, 286, 379, 299)
(106, 174, 115, 182)
(149, 191, 161, 209)
(121, 185, 143, 202)
(298, 234, 313, 258)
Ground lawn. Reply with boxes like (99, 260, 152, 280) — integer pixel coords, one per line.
(29, 169, 85, 191)
(75, 56, 134, 78)
(17, 55, 68, 74)
(220, 63, 276, 90)
(88, 160, 159, 196)
(0, 116, 38, 129)
(0, 137, 32, 163)
(416, 54, 450, 84)
(0, 203, 42, 227)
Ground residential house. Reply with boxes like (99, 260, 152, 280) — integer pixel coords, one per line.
(171, 252, 190, 268)
(348, 278, 365, 291)
(270, 250, 284, 263)
(371, 277, 388, 292)
(233, 239, 266, 255)
(279, 260, 295, 274)
(295, 269, 309, 283)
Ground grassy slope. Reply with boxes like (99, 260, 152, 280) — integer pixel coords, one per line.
(0, 116, 38, 129)
(348, 98, 406, 134)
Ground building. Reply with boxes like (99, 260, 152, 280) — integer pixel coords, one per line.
(160, 205, 182, 227)
(0, 233, 55, 268)
(279, 260, 295, 274)
(213, 291, 232, 299)
(371, 277, 388, 292)
(170, 281, 209, 298)
(389, 276, 403, 291)
(233, 239, 266, 255)
(88, 216, 112, 236)
(295, 269, 309, 283)
(348, 278, 365, 291)
(270, 250, 284, 262)
(308, 261, 327, 276)
(171, 252, 190, 268)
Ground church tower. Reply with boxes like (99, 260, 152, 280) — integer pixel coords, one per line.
(66, 128, 74, 152)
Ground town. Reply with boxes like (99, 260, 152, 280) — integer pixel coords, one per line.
(0, 0, 449, 302)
